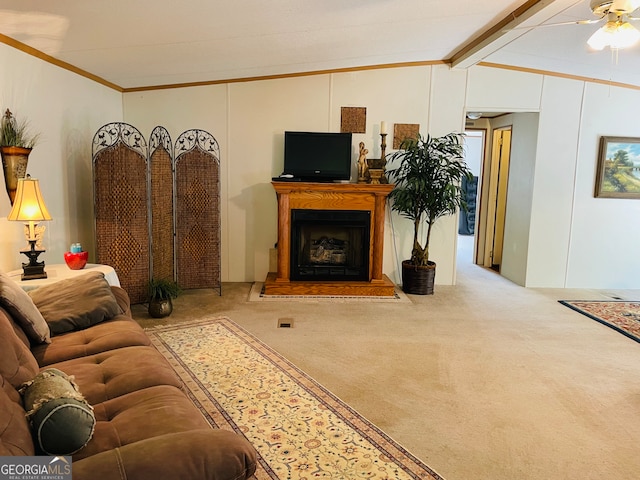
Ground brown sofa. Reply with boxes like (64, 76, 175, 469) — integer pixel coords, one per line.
(0, 271, 257, 480)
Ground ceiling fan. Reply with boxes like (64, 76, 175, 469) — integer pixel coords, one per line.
(585, 0, 640, 49)
(519, 0, 640, 50)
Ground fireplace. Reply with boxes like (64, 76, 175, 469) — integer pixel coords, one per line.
(265, 181, 394, 296)
(290, 209, 370, 281)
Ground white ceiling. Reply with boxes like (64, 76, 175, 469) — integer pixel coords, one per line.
(0, 0, 638, 90)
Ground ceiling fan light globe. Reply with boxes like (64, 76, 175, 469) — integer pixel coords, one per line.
(612, 21, 640, 47)
(587, 20, 640, 49)
(588, 22, 616, 49)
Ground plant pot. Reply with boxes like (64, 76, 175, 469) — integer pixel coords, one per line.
(148, 298, 173, 318)
(1, 146, 31, 204)
(401, 260, 436, 295)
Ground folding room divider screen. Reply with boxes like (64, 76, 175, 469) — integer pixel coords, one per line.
(92, 123, 221, 304)
(149, 126, 174, 284)
(173, 130, 221, 292)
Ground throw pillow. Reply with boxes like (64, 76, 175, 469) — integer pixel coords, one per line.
(0, 272, 51, 344)
(28, 271, 122, 335)
(20, 368, 95, 455)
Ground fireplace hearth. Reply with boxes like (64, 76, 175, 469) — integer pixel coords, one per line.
(291, 209, 370, 281)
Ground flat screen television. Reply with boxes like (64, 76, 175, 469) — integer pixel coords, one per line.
(283, 131, 353, 182)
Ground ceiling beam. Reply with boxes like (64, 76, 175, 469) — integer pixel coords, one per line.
(449, 0, 583, 69)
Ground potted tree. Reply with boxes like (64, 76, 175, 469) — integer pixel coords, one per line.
(1, 108, 40, 204)
(386, 132, 472, 295)
(147, 278, 181, 318)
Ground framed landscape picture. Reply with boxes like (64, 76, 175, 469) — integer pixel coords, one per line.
(594, 136, 640, 198)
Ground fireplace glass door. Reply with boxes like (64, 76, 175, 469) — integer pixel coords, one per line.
(290, 209, 370, 281)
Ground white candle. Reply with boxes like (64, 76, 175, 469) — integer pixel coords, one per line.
(380, 121, 387, 134)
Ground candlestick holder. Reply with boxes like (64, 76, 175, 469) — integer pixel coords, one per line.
(368, 168, 385, 184)
(364, 133, 389, 184)
(368, 133, 387, 184)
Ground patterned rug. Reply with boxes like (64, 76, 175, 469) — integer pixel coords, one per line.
(146, 317, 443, 480)
(559, 300, 640, 343)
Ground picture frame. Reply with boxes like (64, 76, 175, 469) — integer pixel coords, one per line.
(594, 136, 640, 199)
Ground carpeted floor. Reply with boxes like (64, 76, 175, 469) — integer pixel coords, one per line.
(132, 239, 640, 480)
(559, 300, 640, 343)
(146, 316, 443, 480)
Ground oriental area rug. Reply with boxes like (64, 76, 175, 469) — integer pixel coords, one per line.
(559, 300, 640, 343)
(146, 317, 443, 480)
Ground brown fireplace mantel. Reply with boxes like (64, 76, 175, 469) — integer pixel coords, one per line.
(264, 181, 395, 296)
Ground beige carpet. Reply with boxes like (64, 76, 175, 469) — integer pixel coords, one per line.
(146, 317, 443, 480)
(133, 244, 640, 480)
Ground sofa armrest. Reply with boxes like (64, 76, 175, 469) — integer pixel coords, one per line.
(72, 429, 257, 480)
(110, 287, 132, 318)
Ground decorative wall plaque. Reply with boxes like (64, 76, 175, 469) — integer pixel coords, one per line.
(341, 107, 366, 133)
(393, 123, 420, 149)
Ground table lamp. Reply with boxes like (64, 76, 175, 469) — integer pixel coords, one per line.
(7, 175, 52, 280)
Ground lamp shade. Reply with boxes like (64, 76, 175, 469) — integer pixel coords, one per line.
(7, 175, 52, 222)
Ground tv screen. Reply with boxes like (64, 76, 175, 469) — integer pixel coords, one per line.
(283, 131, 353, 182)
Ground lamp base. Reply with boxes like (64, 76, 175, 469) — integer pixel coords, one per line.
(21, 265, 47, 280)
(19, 240, 47, 281)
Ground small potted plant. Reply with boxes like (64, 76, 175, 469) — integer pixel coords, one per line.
(386, 132, 472, 294)
(147, 278, 181, 318)
(1, 108, 41, 204)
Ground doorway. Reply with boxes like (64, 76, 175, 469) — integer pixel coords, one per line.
(459, 130, 484, 266)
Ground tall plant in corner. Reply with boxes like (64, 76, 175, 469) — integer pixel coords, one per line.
(386, 132, 472, 295)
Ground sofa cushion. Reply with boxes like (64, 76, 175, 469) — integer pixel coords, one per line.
(0, 271, 51, 344)
(44, 346, 183, 406)
(0, 306, 39, 389)
(28, 272, 122, 335)
(110, 286, 131, 317)
(74, 385, 212, 460)
(72, 430, 258, 480)
(21, 368, 95, 455)
(32, 316, 152, 367)
(0, 375, 35, 456)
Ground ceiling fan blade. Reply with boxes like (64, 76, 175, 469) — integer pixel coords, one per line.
(506, 17, 604, 31)
(569, 18, 606, 25)
(610, 0, 640, 13)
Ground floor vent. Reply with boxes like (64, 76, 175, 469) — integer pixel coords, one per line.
(278, 318, 294, 328)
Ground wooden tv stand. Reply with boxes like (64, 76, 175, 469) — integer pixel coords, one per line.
(264, 181, 395, 296)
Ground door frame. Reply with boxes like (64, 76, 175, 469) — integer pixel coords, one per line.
(476, 126, 512, 269)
